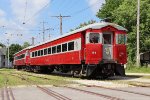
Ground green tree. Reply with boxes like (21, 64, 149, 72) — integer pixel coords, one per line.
(97, 0, 150, 63)
(8, 44, 22, 62)
(70, 20, 96, 31)
(96, 0, 124, 20)
(22, 42, 30, 49)
(0, 43, 5, 48)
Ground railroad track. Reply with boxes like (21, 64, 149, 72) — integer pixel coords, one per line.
(10, 72, 124, 100)
(1, 75, 15, 100)
(84, 85, 150, 97)
(8, 72, 72, 100)
(4, 72, 150, 100)
(11, 72, 52, 81)
(37, 86, 71, 100)
(62, 86, 123, 100)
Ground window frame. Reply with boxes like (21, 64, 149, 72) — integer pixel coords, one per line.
(57, 45, 61, 53)
(44, 48, 48, 55)
(41, 50, 44, 56)
(62, 43, 68, 52)
(116, 34, 127, 45)
(52, 46, 56, 54)
(48, 47, 51, 54)
(68, 41, 74, 51)
(86, 32, 102, 44)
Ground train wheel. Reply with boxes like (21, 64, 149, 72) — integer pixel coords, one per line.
(48, 67, 54, 73)
(115, 64, 125, 76)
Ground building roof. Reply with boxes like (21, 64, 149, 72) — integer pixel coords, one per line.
(14, 22, 127, 55)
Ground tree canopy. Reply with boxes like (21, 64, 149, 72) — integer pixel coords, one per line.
(97, 0, 150, 63)
(70, 20, 96, 31)
(0, 43, 5, 48)
(8, 44, 22, 62)
(22, 42, 30, 49)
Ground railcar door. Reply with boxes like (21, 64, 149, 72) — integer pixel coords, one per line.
(102, 32, 113, 60)
(25, 50, 30, 65)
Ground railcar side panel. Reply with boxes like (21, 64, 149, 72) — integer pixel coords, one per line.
(14, 50, 27, 66)
(30, 32, 82, 66)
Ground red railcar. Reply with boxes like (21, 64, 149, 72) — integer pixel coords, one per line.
(14, 22, 127, 78)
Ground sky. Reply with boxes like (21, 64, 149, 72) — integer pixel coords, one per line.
(0, 0, 105, 46)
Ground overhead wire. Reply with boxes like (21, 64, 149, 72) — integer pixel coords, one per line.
(23, 0, 28, 24)
(69, 0, 100, 16)
(23, 0, 54, 24)
(62, 0, 81, 15)
(52, 0, 100, 29)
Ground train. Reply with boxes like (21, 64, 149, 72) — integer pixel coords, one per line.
(13, 22, 127, 78)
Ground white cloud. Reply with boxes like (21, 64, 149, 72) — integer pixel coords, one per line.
(0, 0, 51, 45)
(86, 0, 105, 14)
(10, 0, 50, 25)
(0, 9, 6, 17)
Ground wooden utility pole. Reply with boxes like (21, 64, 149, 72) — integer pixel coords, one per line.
(136, 0, 140, 66)
(51, 14, 70, 35)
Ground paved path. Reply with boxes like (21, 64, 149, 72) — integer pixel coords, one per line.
(0, 86, 150, 100)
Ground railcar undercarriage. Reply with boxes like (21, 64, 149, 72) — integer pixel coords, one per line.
(14, 63, 125, 79)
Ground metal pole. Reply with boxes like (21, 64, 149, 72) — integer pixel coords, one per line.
(31, 37, 35, 46)
(60, 14, 63, 35)
(42, 21, 45, 42)
(136, 0, 140, 66)
(7, 39, 10, 68)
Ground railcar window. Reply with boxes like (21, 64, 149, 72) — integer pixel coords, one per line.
(48, 47, 51, 54)
(41, 50, 43, 56)
(52, 46, 56, 54)
(16, 54, 25, 60)
(21, 54, 25, 58)
(35, 51, 37, 57)
(117, 34, 126, 44)
(57, 45, 61, 53)
(89, 33, 100, 43)
(62, 43, 67, 52)
(68, 41, 74, 51)
(32, 52, 34, 57)
(44, 49, 47, 55)
(38, 50, 40, 56)
(103, 34, 112, 44)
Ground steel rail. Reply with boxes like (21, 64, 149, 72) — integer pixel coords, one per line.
(37, 86, 71, 100)
(5, 87, 10, 100)
(9, 72, 71, 100)
(86, 85, 150, 97)
(1, 88, 4, 100)
(11, 72, 52, 81)
(63, 86, 123, 100)
(9, 87, 15, 100)
(3, 75, 15, 100)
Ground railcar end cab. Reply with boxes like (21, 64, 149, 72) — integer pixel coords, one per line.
(85, 26, 127, 65)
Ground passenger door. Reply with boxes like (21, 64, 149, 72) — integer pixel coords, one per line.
(25, 50, 30, 65)
(102, 32, 113, 60)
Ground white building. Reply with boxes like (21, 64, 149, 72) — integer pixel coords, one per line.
(0, 46, 11, 68)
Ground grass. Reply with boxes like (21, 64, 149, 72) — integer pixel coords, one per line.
(125, 65, 150, 73)
(0, 68, 77, 88)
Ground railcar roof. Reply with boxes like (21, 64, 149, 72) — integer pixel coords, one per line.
(14, 22, 127, 55)
(14, 46, 33, 55)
